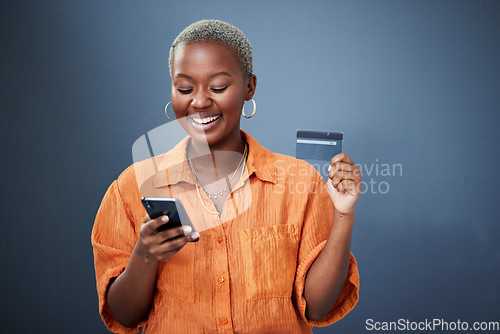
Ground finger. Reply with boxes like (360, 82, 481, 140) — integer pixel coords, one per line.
(330, 152, 355, 166)
(157, 225, 193, 242)
(156, 234, 196, 254)
(189, 231, 200, 242)
(330, 170, 359, 188)
(142, 214, 151, 224)
(336, 179, 361, 196)
(337, 179, 348, 193)
(141, 215, 170, 236)
(330, 171, 347, 188)
(328, 162, 359, 179)
(153, 215, 172, 231)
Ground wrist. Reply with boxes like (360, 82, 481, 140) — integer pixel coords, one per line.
(332, 208, 355, 228)
(133, 243, 158, 266)
(327, 210, 355, 246)
(333, 204, 355, 218)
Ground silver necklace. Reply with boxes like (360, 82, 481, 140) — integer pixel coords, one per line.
(187, 143, 248, 200)
(186, 142, 248, 215)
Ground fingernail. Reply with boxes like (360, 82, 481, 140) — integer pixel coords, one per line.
(161, 216, 169, 222)
(191, 232, 200, 239)
(183, 225, 192, 233)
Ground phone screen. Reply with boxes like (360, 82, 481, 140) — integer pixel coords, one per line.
(296, 130, 343, 181)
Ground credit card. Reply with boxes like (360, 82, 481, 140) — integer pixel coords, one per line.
(296, 129, 343, 181)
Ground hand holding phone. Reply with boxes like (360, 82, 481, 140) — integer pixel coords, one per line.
(135, 197, 199, 262)
(141, 197, 196, 233)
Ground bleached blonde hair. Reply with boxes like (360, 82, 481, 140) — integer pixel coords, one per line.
(169, 19, 253, 77)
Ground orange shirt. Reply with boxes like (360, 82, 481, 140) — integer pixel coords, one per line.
(92, 130, 359, 333)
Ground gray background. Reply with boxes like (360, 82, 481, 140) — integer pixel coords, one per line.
(1, 0, 499, 333)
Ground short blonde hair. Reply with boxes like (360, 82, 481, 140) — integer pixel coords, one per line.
(169, 19, 253, 77)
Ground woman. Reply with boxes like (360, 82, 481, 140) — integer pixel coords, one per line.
(92, 19, 361, 333)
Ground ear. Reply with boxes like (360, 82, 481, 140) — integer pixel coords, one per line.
(245, 74, 257, 101)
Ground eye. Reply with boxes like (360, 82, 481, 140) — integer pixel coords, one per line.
(177, 88, 193, 94)
(211, 87, 227, 93)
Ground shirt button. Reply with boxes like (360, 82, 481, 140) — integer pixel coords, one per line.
(218, 276, 225, 283)
(217, 236, 223, 244)
(221, 318, 228, 325)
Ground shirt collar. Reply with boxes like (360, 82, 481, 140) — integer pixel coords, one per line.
(153, 130, 278, 188)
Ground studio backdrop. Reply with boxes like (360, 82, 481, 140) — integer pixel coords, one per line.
(1, 0, 499, 333)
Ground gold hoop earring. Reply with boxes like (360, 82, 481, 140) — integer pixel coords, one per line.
(242, 98, 256, 119)
(165, 102, 175, 121)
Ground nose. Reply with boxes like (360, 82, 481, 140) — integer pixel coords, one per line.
(191, 90, 212, 110)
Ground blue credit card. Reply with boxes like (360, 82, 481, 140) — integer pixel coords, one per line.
(296, 130, 343, 181)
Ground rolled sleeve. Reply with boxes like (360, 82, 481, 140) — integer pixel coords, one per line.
(91, 180, 145, 333)
(293, 176, 360, 327)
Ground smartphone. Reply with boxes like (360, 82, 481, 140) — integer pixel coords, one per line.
(141, 197, 195, 233)
(296, 129, 343, 181)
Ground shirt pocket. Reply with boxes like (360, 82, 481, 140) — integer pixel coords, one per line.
(156, 242, 195, 304)
(239, 224, 300, 301)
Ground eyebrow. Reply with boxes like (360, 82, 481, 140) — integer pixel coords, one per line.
(208, 72, 232, 79)
(174, 72, 232, 80)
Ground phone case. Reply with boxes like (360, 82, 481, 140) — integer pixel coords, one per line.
(141, 197, 195, 232)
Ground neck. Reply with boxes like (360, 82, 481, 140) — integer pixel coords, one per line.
(189, 128, 245, 156)
(187, 130, 246, 180)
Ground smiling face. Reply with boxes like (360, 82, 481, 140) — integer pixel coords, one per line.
(171, 41, 256, 151)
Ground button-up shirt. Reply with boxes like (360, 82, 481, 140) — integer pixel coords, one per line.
(92, 130, 359, 333)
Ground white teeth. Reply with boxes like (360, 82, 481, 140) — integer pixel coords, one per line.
(192, 115, 220, 124)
